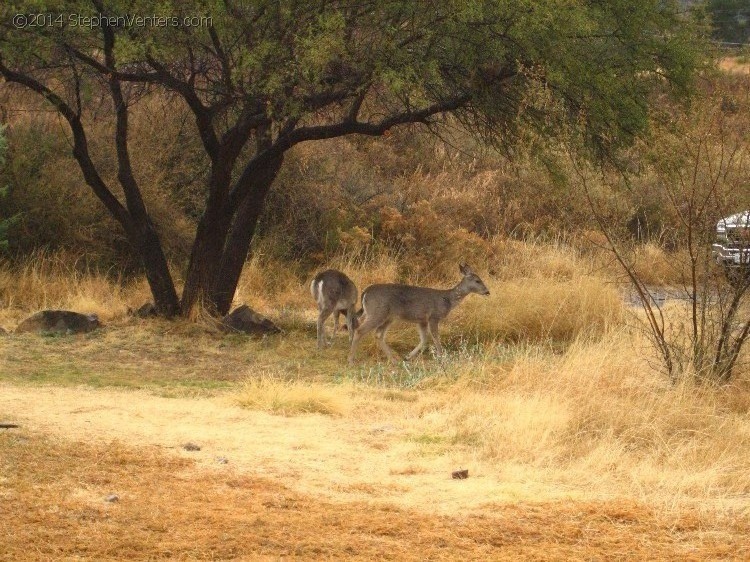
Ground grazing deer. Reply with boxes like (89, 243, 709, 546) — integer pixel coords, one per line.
(310, 269, 360, 349)
(348, 264, 490, 364)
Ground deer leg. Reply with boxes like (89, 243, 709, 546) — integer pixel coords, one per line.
(348, 315, 379, 365)
(345, 308, 356, 343)
(375, 320, 399, 364)
(406, 322, 429, 360)
(333, 310, 341, 337)
(428, 318, 443, 356)
(317, 306, 334, 349)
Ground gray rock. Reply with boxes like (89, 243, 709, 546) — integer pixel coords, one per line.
(221, 305, 280, 336)
(104, 494, 120, 503)
(451, 469, 469, 480)
(135, 302, 157, 318)
(15, 310, 100, 335)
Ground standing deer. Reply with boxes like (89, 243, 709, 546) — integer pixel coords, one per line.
(310, 269, 360, 349)
(348, 264, 490, 364)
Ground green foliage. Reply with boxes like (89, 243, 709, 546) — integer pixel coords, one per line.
(0, 0, 707, 160)
(0, 125, 20, 253)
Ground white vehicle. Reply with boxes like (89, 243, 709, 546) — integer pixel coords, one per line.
(712, 211, 750, 268)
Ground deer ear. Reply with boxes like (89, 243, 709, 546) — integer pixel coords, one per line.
(459, 263, 471, 275)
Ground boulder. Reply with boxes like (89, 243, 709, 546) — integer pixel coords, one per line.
(451, 469, 469, 480)
(15, 310, 100, 335)
(135, 302, 157, 318)
(221, 305, 280, 336)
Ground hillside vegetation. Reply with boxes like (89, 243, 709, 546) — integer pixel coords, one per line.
(2, 62, 750, 560)
(1, 71, 748, 283)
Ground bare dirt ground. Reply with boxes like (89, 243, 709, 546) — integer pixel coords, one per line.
(2, 383, 749, 560)
(0, 384, 578, 514)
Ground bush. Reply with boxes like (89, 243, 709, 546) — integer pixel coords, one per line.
(0, 94, 198, 271)
(0, 124, 20, 253)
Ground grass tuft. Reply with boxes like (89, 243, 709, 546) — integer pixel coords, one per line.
(234, 376, 351, 416)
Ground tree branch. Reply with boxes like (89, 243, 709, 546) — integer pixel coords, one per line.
(208, 25, 232, 95)
(145, 55, 221, 160)
(0, 58, 130, 227)
(66, 46, 161, 83)
(347, 87, 369, 122)
(219, 104, 268, 163)
(223, 94, 470, 211)
(99, 9, 151, 223)
(289, 94, 471, 145)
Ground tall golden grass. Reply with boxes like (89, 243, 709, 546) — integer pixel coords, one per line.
(455, 275, 621, 343)
(411, 333, 750, 510)
(0, 251, 149, 326)
(0, 240, 688, 346)
(1, 244, 749, 524)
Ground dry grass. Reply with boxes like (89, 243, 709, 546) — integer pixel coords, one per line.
(0, 252, 153, 329)
(720, 56, 750, 75)
(3, 432, 747, 561)
(0, 240, 621, 336)
(397, 334, 750, 515)
(630, 242, 681, 286)
(2, 322, 749, 520)
(2, 249, 750, 558)
(234, 242, 623, 346)
(454, 275, 622, 343)
(235, 376, 352, 416)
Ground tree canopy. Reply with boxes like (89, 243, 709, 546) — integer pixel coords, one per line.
(0, 0, 706, 316)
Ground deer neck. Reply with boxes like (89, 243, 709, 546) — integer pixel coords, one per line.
(446, 281, 471, 308)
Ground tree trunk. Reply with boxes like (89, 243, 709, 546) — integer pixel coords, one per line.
(211, 154, 284, 315)
(179, 158, 238, 317)
(134, 222, 180, 316)
(180, 209, 233, 317)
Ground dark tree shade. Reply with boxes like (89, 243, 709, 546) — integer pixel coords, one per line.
(708, 0, 750, 44)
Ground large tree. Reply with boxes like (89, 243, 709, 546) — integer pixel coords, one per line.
(0, 0, 704, 317)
